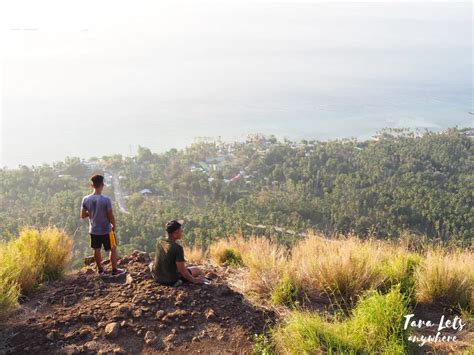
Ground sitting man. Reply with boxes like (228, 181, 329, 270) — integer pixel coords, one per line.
(150, 219, 204, 286)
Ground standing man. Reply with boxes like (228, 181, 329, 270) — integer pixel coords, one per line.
(151, 219, 204, 286)
(81, 174, 124, 275)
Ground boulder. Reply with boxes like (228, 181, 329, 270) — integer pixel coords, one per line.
(144, 330, 157, 345)
(105, 322, 120, 338)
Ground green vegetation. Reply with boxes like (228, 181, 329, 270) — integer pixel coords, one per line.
(272, 287, 412, 354)
(378, 252, 422, 300)
(0, 127, 472, 350)
(209, 234, 472, 353)
(1, 128, 471, 268)
(271, 275, 300, 308)
(0, 227, 72, 316)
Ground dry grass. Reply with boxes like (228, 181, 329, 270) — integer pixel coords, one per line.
(184, 244, 207, 264)
(0, 227, 73, 316)
(289, 234, 387, 304)
(208, 233, 474, 313)
(209, 236, 288, 298)
(415, 249, 474, 310)
(240, 237, 288, 298)
(209, 236, 247, 266)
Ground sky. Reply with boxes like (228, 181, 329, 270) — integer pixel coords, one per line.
(1, 1, 472, 167)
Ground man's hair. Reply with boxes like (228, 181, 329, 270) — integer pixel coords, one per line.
(165, 220, 183, 235)
(91, 174, 104, 188)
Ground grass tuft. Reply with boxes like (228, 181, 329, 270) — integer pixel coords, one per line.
(290, 235, 385, 305)
(273, 286, 412, 354)
(415, 249, 473, 310)
(0, 226, 73, 316)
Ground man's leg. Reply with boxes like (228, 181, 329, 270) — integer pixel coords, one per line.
(107, 232, 124, 275)
(93, 248, 103, 271)
(110, 246, 118, 270)
(187, 266, 202, 277)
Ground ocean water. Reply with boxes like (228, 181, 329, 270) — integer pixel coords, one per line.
(2, 2, 472, 167)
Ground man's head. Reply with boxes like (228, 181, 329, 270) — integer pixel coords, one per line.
(90, 174, 104, 191)
(166, 219, 184, 240)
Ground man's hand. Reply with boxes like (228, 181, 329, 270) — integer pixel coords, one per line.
(80, 209, 89, 219)
(107, 209, 116, 231)
(192, 275, 205, 284)
(177, 262, 202, 284)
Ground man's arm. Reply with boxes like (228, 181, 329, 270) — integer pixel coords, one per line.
(176, 262, 202, 284)
(80, 197, 89, 218)
(107, 208, 116, 232)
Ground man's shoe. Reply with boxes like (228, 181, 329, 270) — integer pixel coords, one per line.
(111, 268, 125, 276)
(173, 279, 183, 287)
(98, 267, 105, 275)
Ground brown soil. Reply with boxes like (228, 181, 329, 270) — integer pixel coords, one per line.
(0, 251, 275, 354)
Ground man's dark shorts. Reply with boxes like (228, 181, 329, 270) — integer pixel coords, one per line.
(90, 231, 117, 251)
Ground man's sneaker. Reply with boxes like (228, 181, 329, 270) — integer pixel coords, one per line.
(98, 267, 105, 275)
(111, 268, 125, 276)
(173, 279, 183, 287)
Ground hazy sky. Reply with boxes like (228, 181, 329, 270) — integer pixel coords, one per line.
(1, 1, 472, 167)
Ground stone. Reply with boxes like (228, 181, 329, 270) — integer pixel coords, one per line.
(80, 314, 95, 322)
(216, 284, 232, 296)
(125, 274, 134, 285)
(205, 308, 216, 320)
(118, 304, 131, 313)
(46, 331, 57, 341)
(155, 310, 165, 319)
(84, 256, 95, 265)
(113, 348, 126, 355)
(110, 302, 121, 307)
(63, 294, 77, 307)
(137, 252, 151, 263)
(144, 330, 158, 345)
(84, 268, 95, 275)
(105, 322, 120, 338)
(79, 328, 92, 338)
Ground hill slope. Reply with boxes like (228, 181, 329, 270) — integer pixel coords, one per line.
(0, 251, 274, 354)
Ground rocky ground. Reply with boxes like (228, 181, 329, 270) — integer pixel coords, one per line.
(0, 251, 275, 354)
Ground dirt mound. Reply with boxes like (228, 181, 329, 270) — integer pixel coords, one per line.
(0, 251, 275, 354)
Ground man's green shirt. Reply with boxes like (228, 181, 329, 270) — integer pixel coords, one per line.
(152, 237, 185, 283)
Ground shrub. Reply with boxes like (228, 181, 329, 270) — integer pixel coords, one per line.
(210, 242, 243, 266)
(415, 249, 474, 310)
(378, 251, 422, 299)
(0, 227, 73, 316)
(273, 286, 412, 354)
(290, 235, 385, 305)
(271, 274, 300, 308)
(0, 279, 20, 316)
(240, 237, 287, 298)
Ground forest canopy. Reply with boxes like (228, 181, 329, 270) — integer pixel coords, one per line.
(1, 128, 472, 267)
